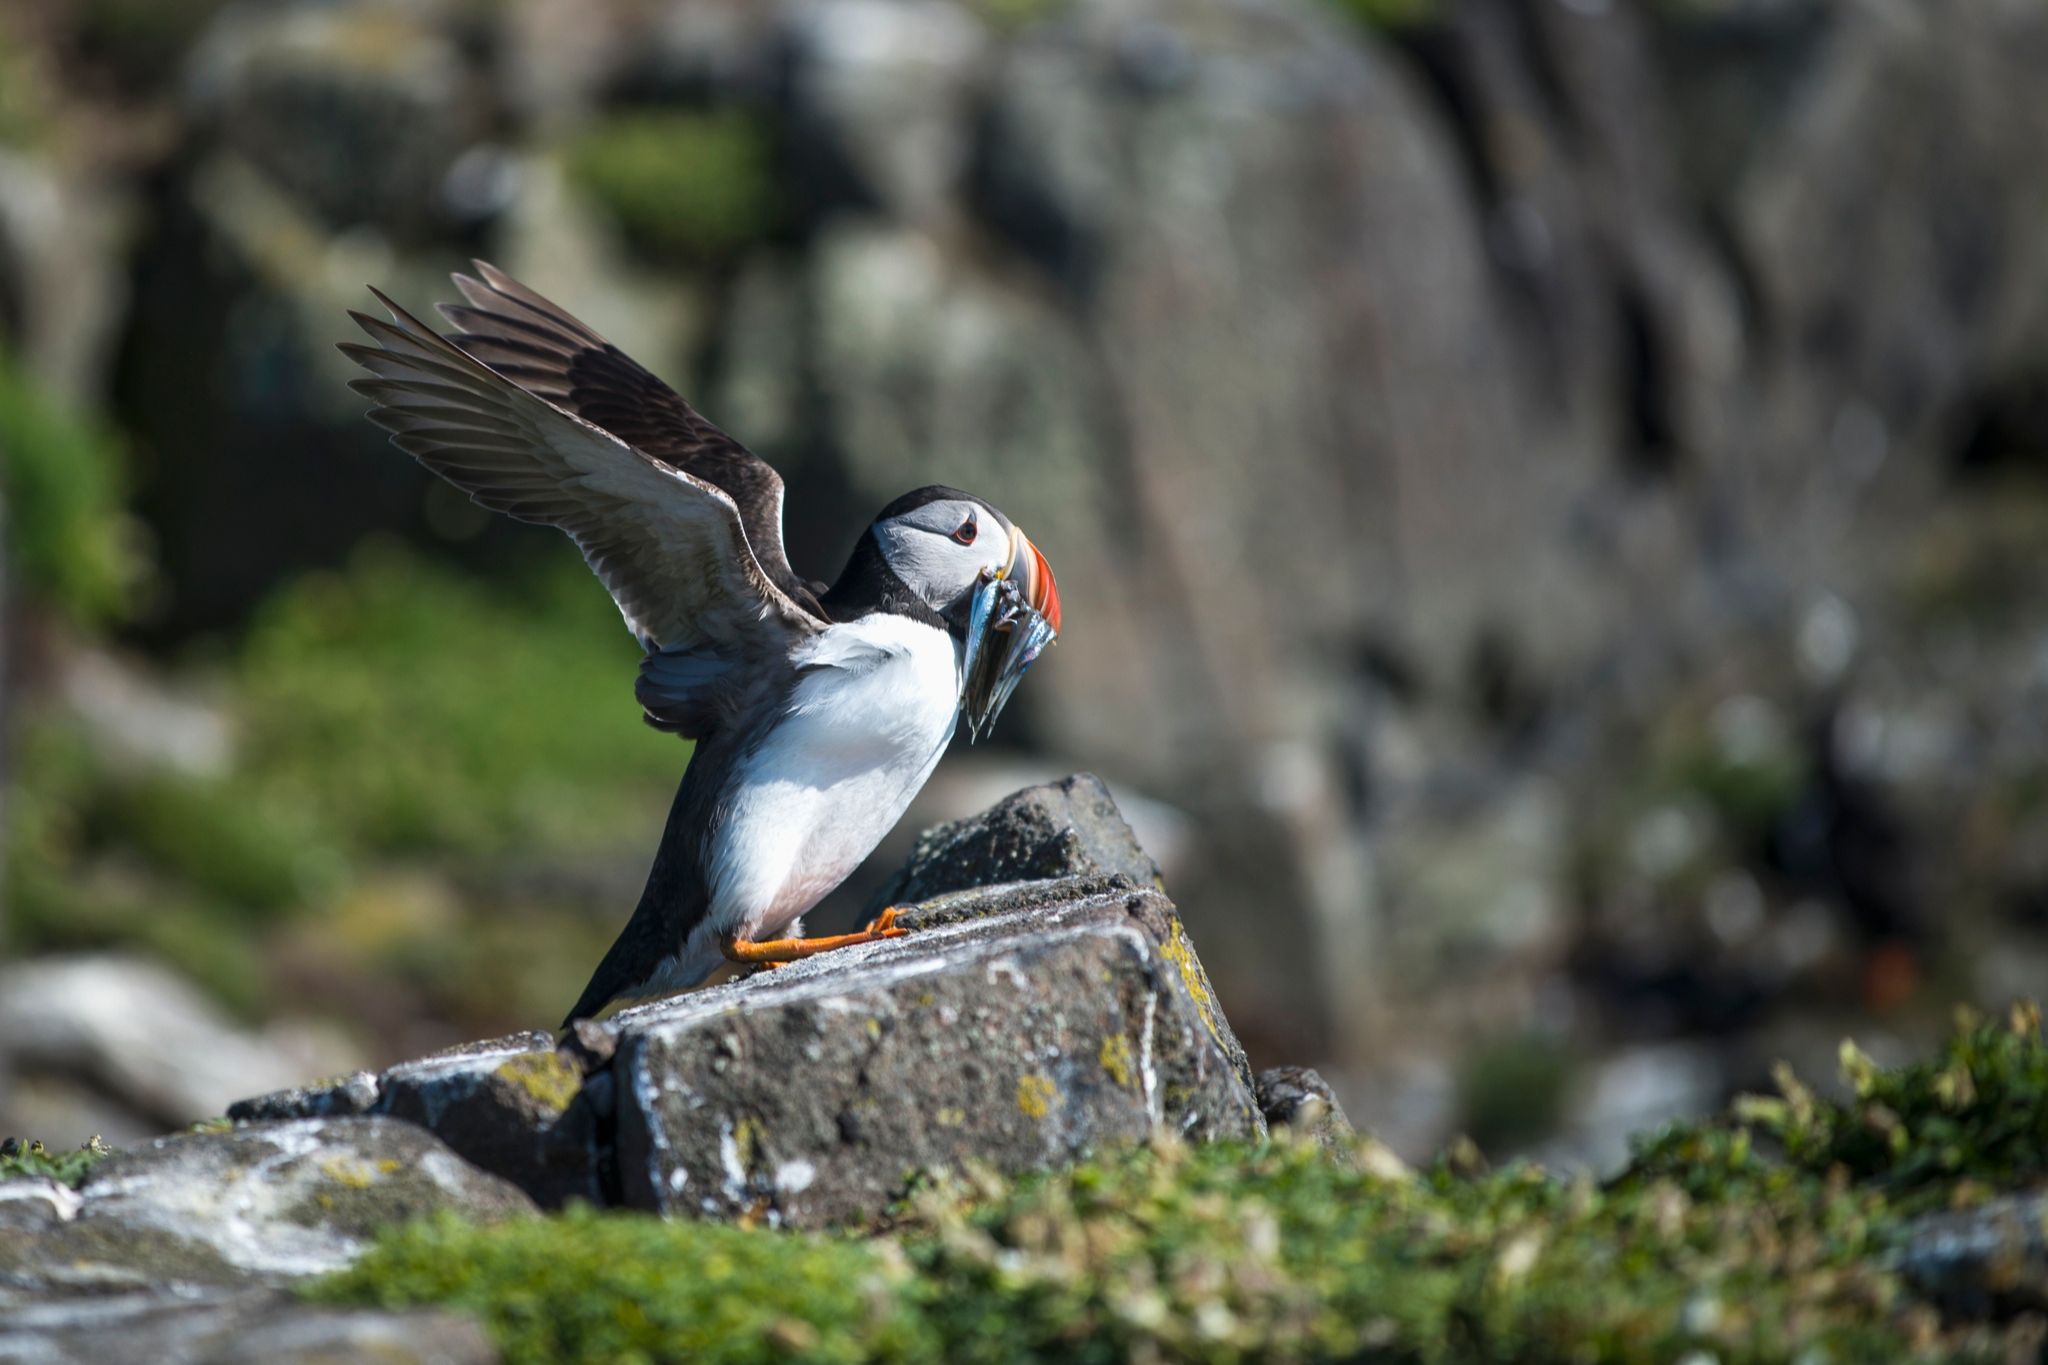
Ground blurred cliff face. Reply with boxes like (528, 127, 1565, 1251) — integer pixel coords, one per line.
(7, 0, 2048, 1159)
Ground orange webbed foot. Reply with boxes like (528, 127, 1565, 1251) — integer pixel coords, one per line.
(720, 908, 911, 966)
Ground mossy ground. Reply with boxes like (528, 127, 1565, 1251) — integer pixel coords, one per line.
(313, 1007, 2048, 1363)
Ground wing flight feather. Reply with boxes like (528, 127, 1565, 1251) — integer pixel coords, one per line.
(341, 288, 822, 662)
(436, 262, 814, 609)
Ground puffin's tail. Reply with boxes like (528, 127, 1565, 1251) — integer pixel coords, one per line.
(560, 770, 717, 1028)
(560, 916, 721, 1027)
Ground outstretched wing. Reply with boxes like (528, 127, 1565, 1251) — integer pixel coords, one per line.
(435, 262, 815, 609)
(341, 288, 823, 662)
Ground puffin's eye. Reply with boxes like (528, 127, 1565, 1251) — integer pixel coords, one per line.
(952, 518, 978, 546)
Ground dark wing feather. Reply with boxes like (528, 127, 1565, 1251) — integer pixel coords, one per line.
(341, 288, 823, 659)
(436, 262, 814, 610)
(634, 647, 742, 738)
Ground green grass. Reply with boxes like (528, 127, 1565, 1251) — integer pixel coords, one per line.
(230, 540, 678, 857)
(313, 1006, 2048, 1363)
(565, 110, 777, 264)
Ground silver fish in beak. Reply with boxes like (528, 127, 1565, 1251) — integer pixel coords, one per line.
(959, 525, 1061, 742)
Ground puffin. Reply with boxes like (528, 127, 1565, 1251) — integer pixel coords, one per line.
(341, 264, 1061, 1025)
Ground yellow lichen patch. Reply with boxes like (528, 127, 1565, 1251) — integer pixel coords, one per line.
(1159, 921, 1226, 1050)
(1016, 1073, 1059, 1120)
(734, 1116, 765, 1172)
(494, 1052, 581, 1113)
(935, 1107, 966, 1127)
(318, 1156, 378, 1191)
(377, 1158, 402, 1175)
(1100, 1035, 1135, 1090)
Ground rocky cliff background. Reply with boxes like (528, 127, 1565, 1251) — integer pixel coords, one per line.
(3, 0, 2048, 1168)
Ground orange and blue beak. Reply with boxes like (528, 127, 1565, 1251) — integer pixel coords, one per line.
(1002, 525, 1062, 636)
(960, 525, 1061, 741)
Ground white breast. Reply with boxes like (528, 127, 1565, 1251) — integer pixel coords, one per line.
(704, 614, 960, 942)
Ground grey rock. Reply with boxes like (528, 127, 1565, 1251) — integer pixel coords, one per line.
(1255, 1067, 1355, 1151)
(0, 1288, 496, 1365)
(868, 772, 1162, 911)
(0, 1178, 83, 1240)
(1895, 1194, 2048, 1321)
(232, 1034, 603, 1210)
(0, 956, 336, 1135)
(185, 3, 485, 236)
(410, 1030, 557, 1063)
(0, 150, 128, 408)
(0, 1118, 533, 1302)
(375, 1037, 604, 1210)
(213, 1302, 498, 1365)
(221, 776, 1241, 1222)
(611, 883, 1260, 1227)
(784, 0, 990, 224)
(228, 1072, 381, 1123)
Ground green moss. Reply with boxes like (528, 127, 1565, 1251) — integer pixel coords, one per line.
(0, 1136, 110, 1187)
(1632, 1002, 2048, 1210)
(0, 348, 146, 626)
(313, 1205, 935, 1364)
(565, 111, 776, 264)
(313, 1008, 2048, 1362)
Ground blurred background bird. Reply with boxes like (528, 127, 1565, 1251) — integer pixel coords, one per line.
(3, 0, 2047, 1169)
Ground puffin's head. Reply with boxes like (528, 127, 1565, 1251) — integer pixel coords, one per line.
(870, 485, 1061, 634)
(870, 484, 1061, 741)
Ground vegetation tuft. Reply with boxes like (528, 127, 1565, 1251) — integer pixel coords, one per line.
(313, 1006, 2048, 1363)
(0, 1136, 110, 1187)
